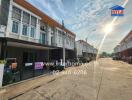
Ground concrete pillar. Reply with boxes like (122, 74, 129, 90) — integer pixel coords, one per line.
(36, 19, 40, 43)
(19, 10, 23, 39)
(47, 25, 51, 45)
(6, 0, 13, 37)
(55, 28, 58, 46)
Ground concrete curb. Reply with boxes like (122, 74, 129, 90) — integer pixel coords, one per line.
(8, 75, 63, 100)
(0, 70, 66, 99)
(0, 72, 51, 89)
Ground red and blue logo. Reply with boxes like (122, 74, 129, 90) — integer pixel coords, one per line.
(110, 5, 125, 16)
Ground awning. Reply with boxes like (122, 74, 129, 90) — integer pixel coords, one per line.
(0, 37, 60, 50)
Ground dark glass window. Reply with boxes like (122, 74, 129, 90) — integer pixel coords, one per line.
(30, 27, 35, 37)
(12, 6, 21, 21)
(12, 21, 19, 33)
(22, 11, 30, 24)
(22, 24, 28, 36)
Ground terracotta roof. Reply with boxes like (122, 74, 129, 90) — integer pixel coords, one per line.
(13, 0, 76, 36)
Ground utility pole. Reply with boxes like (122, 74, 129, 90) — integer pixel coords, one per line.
(62, 20, 65, 68)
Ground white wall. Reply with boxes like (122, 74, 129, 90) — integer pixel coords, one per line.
(76, 40, 97, 57)
(76, 41, 83, 56)
(56, 27, 75, 50)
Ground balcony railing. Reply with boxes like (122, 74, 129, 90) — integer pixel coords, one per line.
(51, 42, 57, 46)
(39, 39, 48, 45)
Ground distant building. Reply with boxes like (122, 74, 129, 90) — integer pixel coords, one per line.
(114, 30, 132, 63)
(76, 40, 97, 61)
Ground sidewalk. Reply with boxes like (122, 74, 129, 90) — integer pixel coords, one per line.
(0, 71, 63, 100)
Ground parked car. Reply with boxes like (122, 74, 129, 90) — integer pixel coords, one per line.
(112, 56, 120, 60)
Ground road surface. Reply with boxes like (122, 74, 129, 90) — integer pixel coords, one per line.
(12, 58, 132, 100)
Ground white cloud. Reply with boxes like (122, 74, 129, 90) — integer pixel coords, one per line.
(29, 0, 60, 20)
(51, 0, 66, 15)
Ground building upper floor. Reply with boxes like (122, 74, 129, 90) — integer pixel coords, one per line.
(76, 40, 98, 56)
(114, 30, 132, 53)
(0, 0, 76, 50)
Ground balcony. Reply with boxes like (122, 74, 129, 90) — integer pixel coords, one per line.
(51, 42, 57, 47)
(39, 39, 48, 45)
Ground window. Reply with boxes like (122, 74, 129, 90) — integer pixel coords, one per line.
(30, 16, 37, 38)
(22, 11, 30, 36)
(30, 27, 35, 37)
(22, 11, 30, 24)
(12, 21, 19, 33)
(51, 36, 54, 45)
(12, 6, 21, 21)
(31, 16, 37, 27)
(40, 32, 46, 44)
(22, 24, 28, 36)
(58, 33, 61, 43)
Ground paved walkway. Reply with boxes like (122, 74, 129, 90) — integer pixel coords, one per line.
(1, 58, 132, 100)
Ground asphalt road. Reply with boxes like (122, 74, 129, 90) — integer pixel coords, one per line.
(13, 58, 132, 100)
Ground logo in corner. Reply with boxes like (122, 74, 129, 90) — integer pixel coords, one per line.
(110, 5, 125, 16)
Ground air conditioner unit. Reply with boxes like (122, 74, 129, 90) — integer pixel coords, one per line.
(0, 25, 6, 33)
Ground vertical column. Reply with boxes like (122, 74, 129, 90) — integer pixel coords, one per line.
(27, 14, 31, 41)
(19, 11, 23, 39)
(55, 28, 58, 47)
(6, 0, 13, 37)
(54, 28, 57, 46)
(35, 19, 40, 43)
(47, 25, 51, 45)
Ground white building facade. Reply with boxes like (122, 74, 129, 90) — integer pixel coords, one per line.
(0, 0, 77, 85)
(0, 0, 76, 61)
(76, 40, 97, 60)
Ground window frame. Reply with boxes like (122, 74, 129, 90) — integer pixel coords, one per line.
(12, 20, 20, 34)
(11, 6, 38, 38)
(30, 26, 36, 38)
(12, 6, 22, 21)
(22, 23, 29, 36)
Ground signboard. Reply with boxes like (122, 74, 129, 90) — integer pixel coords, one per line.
(35, 62, 44, 70)
(25, 63, 33, 67)
(110, 5, 125, 17)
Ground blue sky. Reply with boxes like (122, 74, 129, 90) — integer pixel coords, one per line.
(27, 0, 132, 53)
